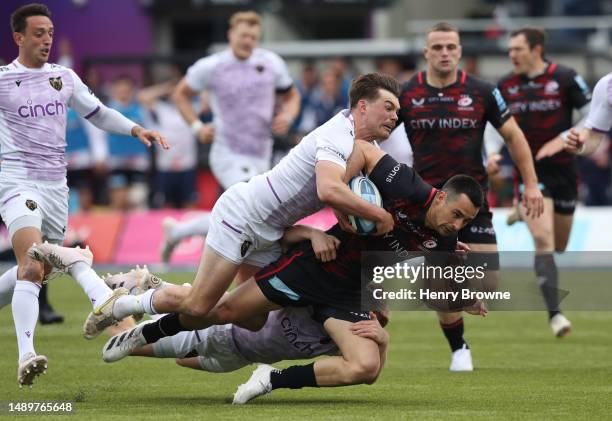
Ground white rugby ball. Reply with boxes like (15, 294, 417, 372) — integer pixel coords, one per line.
(347, 176, 383, 235)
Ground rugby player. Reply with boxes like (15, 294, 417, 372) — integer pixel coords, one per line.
(0, 3, 167, 387)
(495, 28, 592, 336)
(396, 22, 543, 370)
(100, 141, 485, 404)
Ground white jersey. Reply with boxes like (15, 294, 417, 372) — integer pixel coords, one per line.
(185, 48, 293, 165)
(0, 59, 102, 181)
(585, 73, 612, 133)
(231, 109, 356, 241)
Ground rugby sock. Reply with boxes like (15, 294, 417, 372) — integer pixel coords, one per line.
(0, 265, 18, 309)
(112, 294, 145, 319)
(12, 281, 40, 359)
(141, 313, 187, 344)
(440, 318, 467, 352)
(270, 363, 318, 389)
(171, 213, 211, 242)
(535, 254, 560, 319)
(140, 289, 158, 314)
(69, 262, 113, 308)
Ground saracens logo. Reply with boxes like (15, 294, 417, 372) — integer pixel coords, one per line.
(544, 80, 559, 94)
(422, 239, 437, 249)
(458, 96, 473, 107)
(49, 76, 63, 91)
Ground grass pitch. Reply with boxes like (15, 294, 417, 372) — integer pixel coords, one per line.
(0, 272, 611, 420)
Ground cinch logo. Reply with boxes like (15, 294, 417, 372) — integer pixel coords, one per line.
(18, 99, 66, 118)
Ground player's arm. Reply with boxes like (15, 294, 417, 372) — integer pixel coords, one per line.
(272, 86, 301, 136)
(349, 312, 389, 380)
(172, 78, 214, 143)
(565, 127, 607, 156)
(280, 225, 340, 262)
(67, 69, 168, 149)
(316, 160, 393, 235)
(496, 118, 543, 218)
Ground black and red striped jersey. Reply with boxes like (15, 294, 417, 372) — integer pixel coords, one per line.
(398, 70, 511, 190)
(497, 63, 591, 166)
(322, 154, 456, 281)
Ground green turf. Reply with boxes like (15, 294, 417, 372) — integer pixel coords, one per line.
(1, 273, 611, 420)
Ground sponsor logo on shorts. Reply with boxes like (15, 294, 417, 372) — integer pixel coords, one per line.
(240, 240, 252, 257)
(25, 199, 38, 211)
(386, 164, 401, 182)
(280, 317, 315, 356)
(49, 76, 63, 91)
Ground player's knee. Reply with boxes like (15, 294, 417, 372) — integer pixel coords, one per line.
(207, 301, 237, 324)
(18, 260, 44, 283)
(532, 233, 553, 251)
(347, 355, 380, 385)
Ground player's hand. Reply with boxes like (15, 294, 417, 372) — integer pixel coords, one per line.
(271, 112, 292, 136)
(374, 210, 394, 236)
(310, 230, 341, 262)
(464, 299, 488, 317)
(456, 241, 471, 253)
(564, 128, 586, 154)
(334, 209, 357, 234)
(535, 137, 565, 161)
(521, 184, 544, 219)
(372, 309, 390, 327)
(132, 126, 169, 149)
(486, 153, 502, 175)
(197, 123, 215, 143)
(350, 312, 389, 346)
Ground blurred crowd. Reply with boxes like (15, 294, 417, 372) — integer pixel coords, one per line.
(2, 43, 609, 216)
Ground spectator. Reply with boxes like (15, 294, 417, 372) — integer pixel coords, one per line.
(106, 75, 149, 210)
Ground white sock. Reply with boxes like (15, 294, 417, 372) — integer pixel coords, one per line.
(113, 294, 146, 319)
(170, 213, 211, 242)
(69, 262, 112, 308)
(11, 281, 40, 360)
(140, 289, 158, 315)
(0, 265, 18, 310)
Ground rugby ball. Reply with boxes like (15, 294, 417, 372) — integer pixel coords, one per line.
(347, 176, 383, 235)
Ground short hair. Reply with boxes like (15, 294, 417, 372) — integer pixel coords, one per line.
(349, 73, 401, 109)
(427, 22, 459, 36)
(229, 11, 261, 28)
(441, 175, 483, 209)
(510, 27, 547, 53)
(11, 3, 51, 34)
(111, 74, 135, 86)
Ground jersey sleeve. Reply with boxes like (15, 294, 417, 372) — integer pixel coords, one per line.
(484, 84, 512, 128)
(185, 56, 216, 92)
(563, 68, 591, 109)
(315, 133, 353, 169)
(369, 154, 432, 203)
(267, 51, 294, 92)
(585, 74, 612, 133)
(66, 69, 103, 119)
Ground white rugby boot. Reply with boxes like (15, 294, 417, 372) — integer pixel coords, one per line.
(103, 265, 163, 295)
(160, 217, 179, 263)
(550, 313, 571, 338)
(17, 353, 48, 388)
(27, 242, 92, 274)
(233, 364, 274, 404)
(449, 344, 474, 372)
(82, 288, 129, 340)
(102, 324, 147, 363)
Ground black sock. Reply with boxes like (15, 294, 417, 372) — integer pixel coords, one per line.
(270, 363, 318, 390)
(141, 313, 187, 343)
(39, 283, 50, 308)
(440, 318, 467, 352)
(535, 254, 560, 319)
